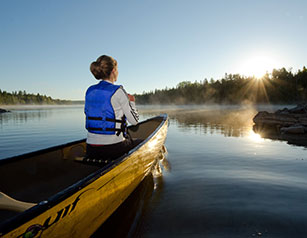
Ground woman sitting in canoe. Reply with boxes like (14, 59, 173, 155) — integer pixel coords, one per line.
(85, 55, 140, 161)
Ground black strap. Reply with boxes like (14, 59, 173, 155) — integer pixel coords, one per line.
(118, 116, 127, 136)
(87, 116, 127, 137)
(106, 118, 126, 123)
(87, 116, 125, 124)
(87, 116, 102, 120)
(87, 127, 123, 132)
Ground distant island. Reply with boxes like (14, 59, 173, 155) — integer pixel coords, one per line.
(0, 90, 83, 105)
(135, 67, 307, 105)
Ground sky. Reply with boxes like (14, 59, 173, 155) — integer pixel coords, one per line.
(0, 0, 306, 100)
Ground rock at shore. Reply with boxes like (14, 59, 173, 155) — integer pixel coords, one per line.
(0, 108, 11, 113)
(253, 104, 307, 130)
(253, 104, 307, 147)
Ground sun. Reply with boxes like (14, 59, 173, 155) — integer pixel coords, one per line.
(237, 53, 281, 79)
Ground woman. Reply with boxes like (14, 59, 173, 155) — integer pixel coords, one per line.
(84, 55, 139, 162)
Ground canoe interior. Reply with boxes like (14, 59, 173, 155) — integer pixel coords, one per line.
(0, 117, 163, 222)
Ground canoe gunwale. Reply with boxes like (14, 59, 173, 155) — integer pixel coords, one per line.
(0, 139, 86, 166)
(0, 114, 168, 235)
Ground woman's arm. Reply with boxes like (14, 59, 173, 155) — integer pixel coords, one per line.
(116, 86, 139, 125)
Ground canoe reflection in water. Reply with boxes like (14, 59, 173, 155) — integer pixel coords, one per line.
(92, 164, 168, 238)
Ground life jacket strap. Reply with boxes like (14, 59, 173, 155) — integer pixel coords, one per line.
(87, 116, 127, 137)
(87, 116, 125, 123)
(87, 127, 123, 132)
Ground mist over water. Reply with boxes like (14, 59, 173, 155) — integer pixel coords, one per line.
(1, 105, 307, 237)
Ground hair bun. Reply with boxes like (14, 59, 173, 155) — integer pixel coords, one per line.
(90, 55, 117, 80)
(90, 61, 103, 79)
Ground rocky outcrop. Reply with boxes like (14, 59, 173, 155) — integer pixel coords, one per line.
(253, 104, 307, 147)
(253, 104, 307, 133)
(0, 108, 10, 113)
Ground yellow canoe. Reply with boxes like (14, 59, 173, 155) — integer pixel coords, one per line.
(0, 114, 168, 238)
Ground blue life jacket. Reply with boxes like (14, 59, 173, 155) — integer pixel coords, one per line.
(85, 81, 127, 136)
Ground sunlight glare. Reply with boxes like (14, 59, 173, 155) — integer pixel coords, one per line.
(238, 54, 281, 79)
(248, 130, 264, 143)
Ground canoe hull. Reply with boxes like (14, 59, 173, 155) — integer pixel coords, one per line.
(2, 115, 168, 238)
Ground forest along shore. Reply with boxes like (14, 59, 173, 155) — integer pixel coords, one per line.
(0, 90, 82, 105)
(135, 67, 307, 105)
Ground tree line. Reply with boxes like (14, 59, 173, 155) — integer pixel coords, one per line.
(135, 67, 307, 104)
(0, 90, 72, 105)
(2, 67, 307, 105)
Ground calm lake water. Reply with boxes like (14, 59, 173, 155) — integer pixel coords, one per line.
(1, 105, 307, 237)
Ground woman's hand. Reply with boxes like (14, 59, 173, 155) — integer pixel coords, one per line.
(128, 94, 135, 102)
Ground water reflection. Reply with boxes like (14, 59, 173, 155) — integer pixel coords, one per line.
(92, 148, 169, 237)
(141, 107, 257, 138)
(247, 130, 265, 143)
(0, 106, 86, 159)
(1, 106, 307, 237)
(253, 123, 307, 147)
(0, 106, 83, 127)
(0, 110, 50, 127)
(140, 106, 307, 148)
(92, 173, 164, 238)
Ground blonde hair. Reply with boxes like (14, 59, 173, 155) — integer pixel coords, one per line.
(90, 55, 117, 80)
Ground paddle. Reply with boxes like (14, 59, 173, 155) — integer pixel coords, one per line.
(0, 192, 36, 212)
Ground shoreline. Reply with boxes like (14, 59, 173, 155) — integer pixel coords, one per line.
(0, 104, 84, 110)
(1, 103, 298, 111)
(0, 108, 10, 113)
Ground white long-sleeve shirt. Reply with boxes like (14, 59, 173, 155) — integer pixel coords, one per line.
(86, 80, 139, 145)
